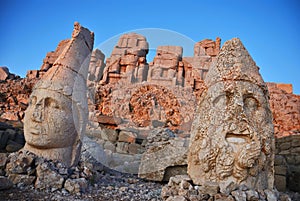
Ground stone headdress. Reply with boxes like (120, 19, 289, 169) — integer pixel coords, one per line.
(205, 38, 268, 95)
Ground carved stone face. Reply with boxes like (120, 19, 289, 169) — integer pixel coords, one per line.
(24, 89, 77, 148)
(188, 80, 273, 189)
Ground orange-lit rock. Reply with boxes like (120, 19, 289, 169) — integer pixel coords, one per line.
(267, 83, 300, 138)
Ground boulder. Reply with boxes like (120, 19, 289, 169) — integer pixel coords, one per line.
(138, 128, 188, 181)
(64, 178, 88, 194)
(0, 67, 10, 80)
(0, 176, 13, 190)
(35, 162, 65, 190)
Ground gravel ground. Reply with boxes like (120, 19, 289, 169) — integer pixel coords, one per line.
(0, 170, 164, 201)
(1, 173, 300, 201)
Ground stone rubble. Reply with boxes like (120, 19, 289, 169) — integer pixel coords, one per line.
(0, 78, 36, 121)
(138, 128, 188, 182)
(82, 133, 143, 174)
(0, 175, 13, 190)
(0, 150, 163, 200)
(267, 83, 300, 138)
(161, 175, 293, 201)
(0, 119, 25, 152)
(1, 150, 92, 194)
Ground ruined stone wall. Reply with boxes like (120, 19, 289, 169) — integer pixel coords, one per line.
(95, 34, 216, 133)
(0, 120, 24, 153)
(0, 78, 37, 121)
(275, 135, 300, 192)
(268, 83, 300, 138)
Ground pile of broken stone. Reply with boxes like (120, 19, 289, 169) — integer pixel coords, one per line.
(0, 151, 294, 201)
(0, 150, 163, 200)
(0, 150, 94, 194)
(161, 175, 293, 201)
(0, 120, 25, 153)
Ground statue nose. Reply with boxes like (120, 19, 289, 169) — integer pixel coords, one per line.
(233, 95, 247, 116)
(32, 104, 43, 122)
(229, 121, 251, 135)
(229, 96, 251, 134)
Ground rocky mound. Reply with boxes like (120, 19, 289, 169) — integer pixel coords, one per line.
(0, 150, 163, 201)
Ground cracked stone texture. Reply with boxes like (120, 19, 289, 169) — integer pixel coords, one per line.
(23, 22, 93, 167)
(188, 38, 275, 191)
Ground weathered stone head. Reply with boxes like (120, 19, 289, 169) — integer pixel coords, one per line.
(188, 38, 274, 192)
(23, 22, 94, 167)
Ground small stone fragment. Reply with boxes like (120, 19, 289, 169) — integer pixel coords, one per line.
(264, 189, 278, 201)
(8, 174, 35, 185)
(166, 195, 187, 201)
(231, 190, 247, 201)
(35, 162, 65, 190)
(0, 176, 13, 190)
(64, 178, 88, 194)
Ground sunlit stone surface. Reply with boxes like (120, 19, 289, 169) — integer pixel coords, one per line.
(188, 38, 275, 192)
(23, 22, 94, 167)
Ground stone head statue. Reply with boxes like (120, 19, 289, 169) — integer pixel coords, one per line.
(188, 38, 274, 191)
(24, 22, 94, 167)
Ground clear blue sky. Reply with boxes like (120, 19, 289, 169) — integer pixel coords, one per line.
(1, 0, 299, 94)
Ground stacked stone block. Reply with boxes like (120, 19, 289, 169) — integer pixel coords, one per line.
(275, 135, 300, 192)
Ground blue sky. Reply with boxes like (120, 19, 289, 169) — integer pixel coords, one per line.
(1, 0, 299, 94)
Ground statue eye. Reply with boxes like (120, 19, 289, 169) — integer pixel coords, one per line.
(244, 96, 258, 111)
(45, 98, 60, 109)
(29, 96, 37, 105)
(213, 94, 227, 108)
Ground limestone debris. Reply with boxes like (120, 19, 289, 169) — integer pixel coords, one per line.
(160, 175, 285, 201)
(138, 128, 188, 181)
(1, 150, 103, 194)
(0, 120, 25, 153)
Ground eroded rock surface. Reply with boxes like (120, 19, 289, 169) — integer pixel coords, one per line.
(100, 33, 148, 85)
(188, 38, 275, 192)
(0, 66, 18, 81)
(268, 83, 300, 138)
(138, 128, 188, 181)
(23, 22, 93, 167)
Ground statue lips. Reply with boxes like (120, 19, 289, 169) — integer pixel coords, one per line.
(226, 124, 253, 144)
(28, 124, 42, 135)
(226, 133, 250, 144)
(226, 129, 252, 144)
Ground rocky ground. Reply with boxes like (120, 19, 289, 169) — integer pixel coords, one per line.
(1, 175, 300, 201)
(0, 169, 163, 201)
